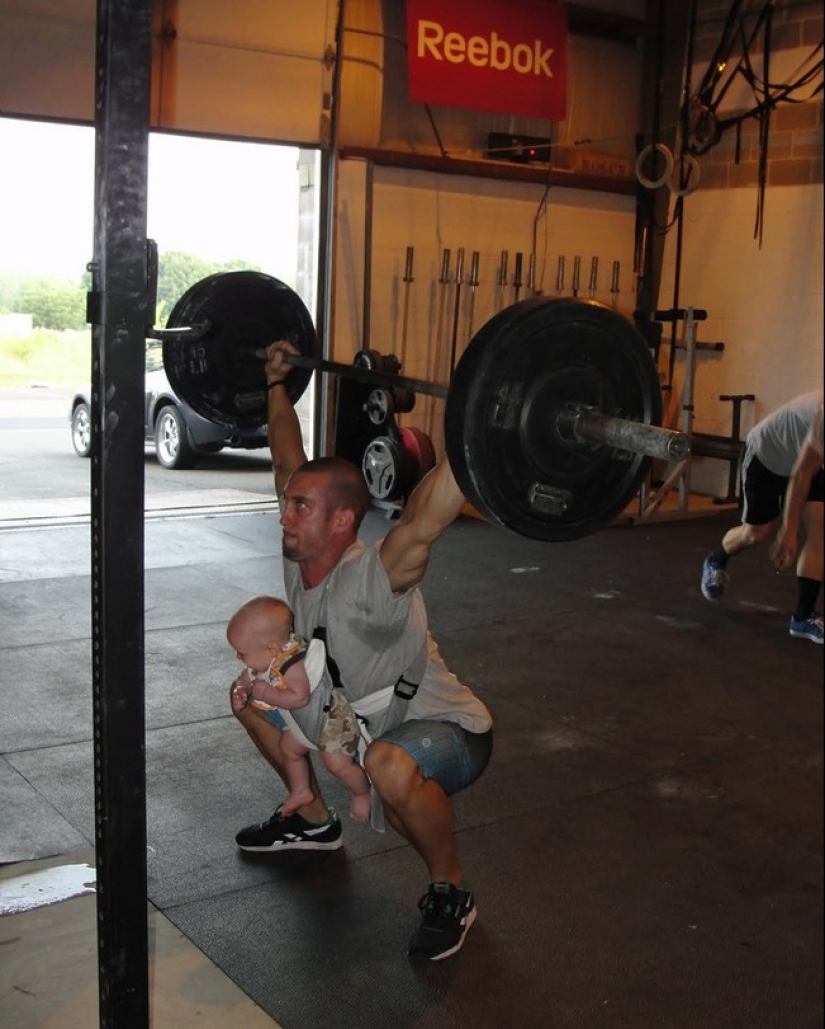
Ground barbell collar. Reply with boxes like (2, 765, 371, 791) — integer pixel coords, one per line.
(148, 321, 211, 344)
(559, 406, 690, 462)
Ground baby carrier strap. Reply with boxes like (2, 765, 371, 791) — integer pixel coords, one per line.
(312, 625, 343, 691)
(265, 633, 308, 681)
(312, 625, 427, 710)
(393, 638, 428, 700)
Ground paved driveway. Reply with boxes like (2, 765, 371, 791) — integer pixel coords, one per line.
(0, 385, 277, 527)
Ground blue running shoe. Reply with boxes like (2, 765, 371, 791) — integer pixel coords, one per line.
(789, 614, 823, 644)
(701, 555, 729, 601)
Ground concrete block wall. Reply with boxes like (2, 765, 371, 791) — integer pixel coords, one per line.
(693, 0, 824, 60)
(696, 99, 824, 191)
(688, 1, 823, 188)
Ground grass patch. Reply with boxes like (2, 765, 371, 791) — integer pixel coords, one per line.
(0, 329, 91, 387)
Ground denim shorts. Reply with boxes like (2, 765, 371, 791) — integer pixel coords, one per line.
(375, 720, 493, 796)
(262, 708, 287, 730)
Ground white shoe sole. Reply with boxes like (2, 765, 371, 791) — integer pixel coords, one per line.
(237, 835, 344, 852)
(427, 905, 478, 961)
(789, 629, 824, 644)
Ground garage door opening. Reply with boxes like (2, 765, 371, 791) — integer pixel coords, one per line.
(0, 117, 318, 453)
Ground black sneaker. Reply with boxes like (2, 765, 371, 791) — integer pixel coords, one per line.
(408, 882, 477, 960)
(235, 805, 343, 852)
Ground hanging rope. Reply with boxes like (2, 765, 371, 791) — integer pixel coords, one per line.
(753, 4, 772, 246)
(694, 0, 753, 105)
(632, 0, 821, 251)
(679, 0, 823, 245)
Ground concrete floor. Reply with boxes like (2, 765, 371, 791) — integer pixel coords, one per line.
(0, 851, 279, 1027)
(1, 498, 822, 1028)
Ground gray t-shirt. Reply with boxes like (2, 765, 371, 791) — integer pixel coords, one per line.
(747, 391, 824, 477)
(283, 539, 492, 739)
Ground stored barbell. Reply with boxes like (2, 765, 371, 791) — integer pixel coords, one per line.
(158, 270, 689, 542)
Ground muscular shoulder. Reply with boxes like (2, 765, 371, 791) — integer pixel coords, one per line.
(328, 540, 416, 633)
(330, 540, 391, 598)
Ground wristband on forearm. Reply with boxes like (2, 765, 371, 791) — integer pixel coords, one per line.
(267, 379, 288, 392)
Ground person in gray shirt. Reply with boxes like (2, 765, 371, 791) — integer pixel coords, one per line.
(700, 390, 824, 644)
(231, 340, 494, 962)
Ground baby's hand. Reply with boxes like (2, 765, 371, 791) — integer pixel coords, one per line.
(249, 677, 278, 710)
(230, 671, 253, 713)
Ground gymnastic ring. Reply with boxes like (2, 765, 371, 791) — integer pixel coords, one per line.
(634, 143, 673, 190)
(667, 153, 701, 197)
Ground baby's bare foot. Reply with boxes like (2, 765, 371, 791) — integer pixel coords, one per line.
(281, 788, 315, 817)
(349, 793, 371, 822)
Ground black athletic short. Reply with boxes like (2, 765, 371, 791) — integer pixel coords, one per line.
(741, 446, 825, 526)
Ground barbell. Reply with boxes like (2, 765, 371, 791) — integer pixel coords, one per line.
(158, 270, 688, 542)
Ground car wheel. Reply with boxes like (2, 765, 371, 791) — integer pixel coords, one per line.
(154, 405, 198, 469)
(71, 402, 92, 457)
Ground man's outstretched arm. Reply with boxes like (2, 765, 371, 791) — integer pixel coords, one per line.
(770, 436, 824, 570)
(265, 341, 308, 496)
(379, 454, 466, 593)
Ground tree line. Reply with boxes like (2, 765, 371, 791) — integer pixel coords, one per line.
(0, 252, 262, 331)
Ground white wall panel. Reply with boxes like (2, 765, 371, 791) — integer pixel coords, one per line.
(169, 0, 332, 52)
(0, 0, 96, 122)
(659, 184, 824, 497)
(152, 40, 328, 143)
(333, 161, 637, 454)
(337, 0, 384, 148)
(152, 0, 337, 143)
(0, 0, 338, 144)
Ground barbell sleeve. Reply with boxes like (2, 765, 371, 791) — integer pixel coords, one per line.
(558, 407, 691, 462)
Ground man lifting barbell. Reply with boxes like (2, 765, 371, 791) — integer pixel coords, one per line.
(160, 274, 689, 947)
(157, 271, 684, 958)
(231, 339, 494, 963)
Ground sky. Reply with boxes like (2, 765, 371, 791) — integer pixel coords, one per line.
(0, 117, 301, 283)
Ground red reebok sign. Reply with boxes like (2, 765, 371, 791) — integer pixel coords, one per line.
(406, 0, 567, 121)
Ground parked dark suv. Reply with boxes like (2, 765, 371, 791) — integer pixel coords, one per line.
(69, 344, 269, 469)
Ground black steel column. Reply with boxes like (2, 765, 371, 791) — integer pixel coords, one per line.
(635, 0, 693, 350)
(87, 1, 153, 1024)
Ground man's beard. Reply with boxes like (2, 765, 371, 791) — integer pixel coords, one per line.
(282, 541, 299, 561)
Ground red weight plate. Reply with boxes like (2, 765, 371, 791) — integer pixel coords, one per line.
(400, 427, 437, 486)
